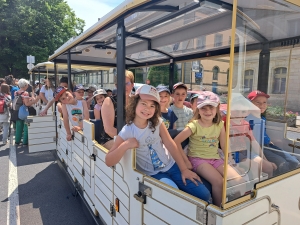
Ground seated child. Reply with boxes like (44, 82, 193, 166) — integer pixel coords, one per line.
(247, 90, 300, 175)
(170, 82, 194, 130)
(85, 86, 96, 110)
(156, 85, 177, 130)
(73, 84, 86, 100)
(174, 91, 245, 206)
(93, 89, 107, 120)
(190, 94, 199, 113)
(222, 94, 276, 178)
(105, 85, 212, 203)
(54, 86, 89, 141)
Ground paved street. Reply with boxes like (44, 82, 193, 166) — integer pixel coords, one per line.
(0, 133, 93, 225)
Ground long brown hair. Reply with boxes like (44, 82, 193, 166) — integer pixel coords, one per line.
(0, 84, 10, 95)
(126, 95, 161, 132)
(191, 104, 222, 124)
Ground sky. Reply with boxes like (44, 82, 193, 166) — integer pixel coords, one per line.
(66, 0, 124, 31)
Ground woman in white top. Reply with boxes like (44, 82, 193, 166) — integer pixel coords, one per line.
(39, 78, 55, 105)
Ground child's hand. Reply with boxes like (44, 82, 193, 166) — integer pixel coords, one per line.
(71, 126, 81, 132)
(125, 138, 139, 149)
(271, 162, 277, 171)
(181, 169, 202, 186)
(185, 160, 193, 170)
(66, 134, 72, 141)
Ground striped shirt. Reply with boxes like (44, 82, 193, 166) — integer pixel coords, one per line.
(170, 105, 194, 130)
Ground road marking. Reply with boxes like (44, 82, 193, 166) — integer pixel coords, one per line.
(7, 129, 20, 225)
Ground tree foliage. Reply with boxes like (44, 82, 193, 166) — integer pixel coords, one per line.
(147, 65, 179, 87)
(0, 0, 85, 78)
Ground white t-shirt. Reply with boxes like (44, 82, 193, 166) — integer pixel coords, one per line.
(118, 118, 175, 175)
(66, 100, 84, 127)
(40, 85, 54, 102)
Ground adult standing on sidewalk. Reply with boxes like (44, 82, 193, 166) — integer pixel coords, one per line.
(14, 79, 40, 145)
(0, 84, 12, 144)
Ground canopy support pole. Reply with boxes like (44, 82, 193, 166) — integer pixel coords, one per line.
(116, 19, 126, 133)
(101, 71, 103, 88)
(169, 59, 174, 92)
(257, 44, 270, 93)
(67, 50, 72, 90)
(38, 68, 41, 83)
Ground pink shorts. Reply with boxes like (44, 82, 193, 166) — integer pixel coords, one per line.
(188, 156, 224, 172)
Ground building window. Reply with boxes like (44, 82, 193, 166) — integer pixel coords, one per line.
(214, 33, 223, 47)
(196, 36, 206, 50)
(244, 69, 254, 93)
(212, 66, 219, 80)
(288, 19, 300, 37)
(272, 67, 287, 94)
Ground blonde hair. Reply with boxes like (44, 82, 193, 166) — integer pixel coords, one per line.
(191, 104, 222, 124)
(125, 70, 134, 84)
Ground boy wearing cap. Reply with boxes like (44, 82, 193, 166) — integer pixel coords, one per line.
(85, 86, 96, 110)
(248, 90, 300, 175)
(54, 86, 89, 141)
(156, 85, 178, 130)
(73, 84, 85, 100)
(170, 82, 194, 130)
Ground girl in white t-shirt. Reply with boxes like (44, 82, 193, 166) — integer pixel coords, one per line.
(105, 85, 211, 203)
(93, 89, 107, 120)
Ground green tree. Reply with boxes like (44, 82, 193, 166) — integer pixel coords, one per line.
(147, 64, 179, 87)
(0, 0, 85, 78)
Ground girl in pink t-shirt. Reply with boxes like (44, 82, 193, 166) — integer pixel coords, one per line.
(93, 89, 107, 120)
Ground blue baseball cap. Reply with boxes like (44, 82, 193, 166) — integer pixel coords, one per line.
(156, 85, 170, 94)
(73, 84, 85, 92)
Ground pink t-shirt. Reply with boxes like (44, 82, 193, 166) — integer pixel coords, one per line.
(94, 104, 102, 111)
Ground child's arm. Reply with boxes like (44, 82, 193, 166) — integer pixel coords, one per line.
(174, 127, 193, 170)
(219, 126, 226, 153)
(39, 98, 55, 116)
(160, 123, 201, 185)
(105, 136, 139, 167)
(101, 97, 117, 138)
(94, 107, 100, 120)
(62, 104, 72, 141)
(82, 100, 89, 121)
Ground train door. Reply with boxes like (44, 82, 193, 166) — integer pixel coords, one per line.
(26, 115, 56, 153)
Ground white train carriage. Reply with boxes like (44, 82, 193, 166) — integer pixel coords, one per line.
(27, 0, 300, 224)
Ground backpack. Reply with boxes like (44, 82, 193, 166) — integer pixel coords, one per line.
(0, 94, 8, 114)
(12, 91, 24, 111)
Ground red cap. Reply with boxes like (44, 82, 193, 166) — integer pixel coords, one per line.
(247, 90, 270, 101)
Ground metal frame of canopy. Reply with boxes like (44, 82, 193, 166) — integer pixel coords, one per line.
(30, 61, 110, 90)
(47, 0, 300, 209)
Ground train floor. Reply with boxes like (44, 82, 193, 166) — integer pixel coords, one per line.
(0, 132, 94, 225)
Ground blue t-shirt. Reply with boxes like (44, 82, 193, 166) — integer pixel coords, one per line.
(261, 116, 271, 145)
(161, 108, 178, 130)
(10, 86, 19, 100)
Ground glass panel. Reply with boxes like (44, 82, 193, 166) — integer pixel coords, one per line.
(137, 1, 226, 38)
(222, 1, 300, 207)
(127, 50, 167, 62)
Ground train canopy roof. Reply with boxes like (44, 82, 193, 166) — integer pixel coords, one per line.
(48, 0, 300, 67)
(29, 62, 110, 75)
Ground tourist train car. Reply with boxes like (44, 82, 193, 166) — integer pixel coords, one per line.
(28, 0, 300, 224)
